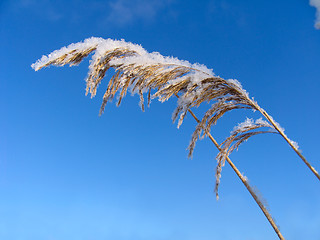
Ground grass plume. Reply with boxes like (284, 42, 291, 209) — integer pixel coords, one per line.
(32, 36, 319, 193)
(32, 37, 319, 240)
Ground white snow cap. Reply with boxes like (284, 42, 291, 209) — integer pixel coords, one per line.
(310, 0, 320, 29)
(31, 37, 215, 77)
(232, 117, 270, 133)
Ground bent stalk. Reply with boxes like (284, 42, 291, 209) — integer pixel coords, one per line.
(250, 101, 320, 181)
(187, 109, 285, 240)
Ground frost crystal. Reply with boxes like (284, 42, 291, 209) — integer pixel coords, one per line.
(290, 140, 299, 150)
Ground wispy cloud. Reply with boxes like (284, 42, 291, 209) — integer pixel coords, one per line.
(10, 0, 175, 27)
(310, 0, 320, 29)
(15, 0, 62, 22)
(107, 0, 173, 26)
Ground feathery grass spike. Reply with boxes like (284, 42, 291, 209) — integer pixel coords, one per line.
(32, 37, 319, 184)
(215, 117, 278, 198)
(32, 37, 320, 239)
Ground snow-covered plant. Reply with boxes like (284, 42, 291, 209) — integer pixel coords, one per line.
(32, 37, 319, 240)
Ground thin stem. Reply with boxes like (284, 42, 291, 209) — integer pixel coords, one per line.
(187, 109, 285, 240)
(253, 103, 320, 181)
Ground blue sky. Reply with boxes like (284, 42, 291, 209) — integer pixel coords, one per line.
(1, 0, 320, 239)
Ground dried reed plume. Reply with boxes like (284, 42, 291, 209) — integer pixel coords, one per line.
(31, 37, 320, 183)
(215, 118, 277, 198)
(32, 37, 318, 240)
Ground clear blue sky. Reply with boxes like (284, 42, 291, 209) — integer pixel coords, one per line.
(1, 0, 320, 239)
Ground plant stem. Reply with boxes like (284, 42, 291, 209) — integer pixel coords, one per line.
(187, 109, 285, 240)
(253, 104, 320, 181)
